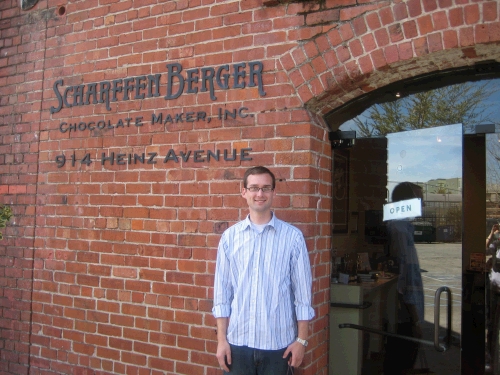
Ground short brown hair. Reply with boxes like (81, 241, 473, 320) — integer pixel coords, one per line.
(243, 166, 276, 189)
(392, 182, 423, 202)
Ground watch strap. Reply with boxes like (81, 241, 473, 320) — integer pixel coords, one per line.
(296, 337, 308, 347)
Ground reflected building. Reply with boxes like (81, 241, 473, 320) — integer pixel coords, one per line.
(488, 185, 500, 220)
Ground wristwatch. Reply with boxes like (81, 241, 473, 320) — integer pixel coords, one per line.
(296, 337, 308, 347)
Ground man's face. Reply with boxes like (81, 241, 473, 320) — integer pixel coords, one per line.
(241, 173, 275, 214)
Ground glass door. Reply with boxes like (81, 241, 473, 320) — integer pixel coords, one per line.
(383, 124, 462, 375)
(332, 124, 463, 374)
(329, 78, 500, 375)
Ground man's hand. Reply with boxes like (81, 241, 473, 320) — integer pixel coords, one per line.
(283, 340, 306, 368)
(216, 339, 231, 372)
(215, 317, 231, 372)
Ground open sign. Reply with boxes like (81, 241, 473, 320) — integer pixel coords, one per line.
(383, 198, 422, 221)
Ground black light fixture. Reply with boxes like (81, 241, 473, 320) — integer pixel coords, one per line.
(21, 0, 38, 10)
(329, 130, 356, 149)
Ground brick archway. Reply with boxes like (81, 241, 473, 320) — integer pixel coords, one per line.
(279, 0, 500, 122)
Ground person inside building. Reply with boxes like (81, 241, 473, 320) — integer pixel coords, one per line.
(486, 222, 500, 373)
(383, 182, 425, 375)
(212, 166, 315, 375)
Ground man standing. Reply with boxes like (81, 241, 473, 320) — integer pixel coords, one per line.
(383, 182, 425, 375)
(212, 166, 315, 374)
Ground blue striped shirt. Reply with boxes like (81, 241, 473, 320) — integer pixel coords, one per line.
(212, 213, 315, 350)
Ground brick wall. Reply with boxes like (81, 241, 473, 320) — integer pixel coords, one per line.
(0, 0, 44, 374)
(1, 0, 499, 374)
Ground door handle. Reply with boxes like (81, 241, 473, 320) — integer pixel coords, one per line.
(330, 301, 372, 309)
(434, 286, 452, 352)
(338, 323, 436, 347)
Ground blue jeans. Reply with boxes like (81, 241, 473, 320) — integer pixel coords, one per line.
(223, 344, 291, 375)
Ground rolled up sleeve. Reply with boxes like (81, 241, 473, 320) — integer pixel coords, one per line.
(291, 234, 315, 321)
(212, 234, 233, 318)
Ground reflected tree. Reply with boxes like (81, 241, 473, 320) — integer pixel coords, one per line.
(354, 82, 497, 137)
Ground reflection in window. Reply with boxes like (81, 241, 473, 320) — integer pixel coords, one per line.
(340, 80, 500, 136)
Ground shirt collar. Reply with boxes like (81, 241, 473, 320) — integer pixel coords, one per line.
(243, 212, 276, 229)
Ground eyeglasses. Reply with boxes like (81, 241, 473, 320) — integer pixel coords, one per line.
(245, 186, 274, 193)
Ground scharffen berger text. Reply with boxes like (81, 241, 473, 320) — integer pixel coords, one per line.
(50, 61, 266, 114)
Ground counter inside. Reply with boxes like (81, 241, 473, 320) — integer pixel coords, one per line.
(329, 276, 398, 375)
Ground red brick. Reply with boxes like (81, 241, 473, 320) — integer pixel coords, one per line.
(344, 60, 361, 80)
(121, 351, 146, 365)
(338, 23, 354, 41)
(443, 29, 459, 48)
(371, 29, 387, 49)
(484, 2, 498, 22)
(449, 7, 464, 27)
(306, 9, 340, 26)
(379, 7, 395, 25)
(475, 24, 489, 44)
(311, 55, 328, 75)
(413, 36, 430, 56)
(336, 45, 350, 63)
(359, 34, 376, 53)
(417, 15, 434, 35)
(489, 22, 500, 42)
(254, 31, 287, 46)
(300, 63, 317, 81)
(358, 54, 374, 74)
(393, 2, 408, 21)
(459, 26, 475, 46)
(370, 48, 387, 69)
(327, 28, 342, 46)
(407, 0, 422, 17)
(464, 4, 480, 25)
(291, 47, 307, 67)
(122, 303, 147, 317)
(389, 23, 404, 43)
(365, 12, 381, 30)
(288, 25, 324, 42)
(352, 15, 368, 36)
(348, 39, 364, 57)
(384, 44, 400, 64)
(8, 185, 27, 194)
(149, 356, 175, 371)
(422, 0, 438, 12)
(428, 32, 444, 52)
(433, 11, 449, 30)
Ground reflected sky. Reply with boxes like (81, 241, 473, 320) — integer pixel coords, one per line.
(388, 124, 462, 184)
